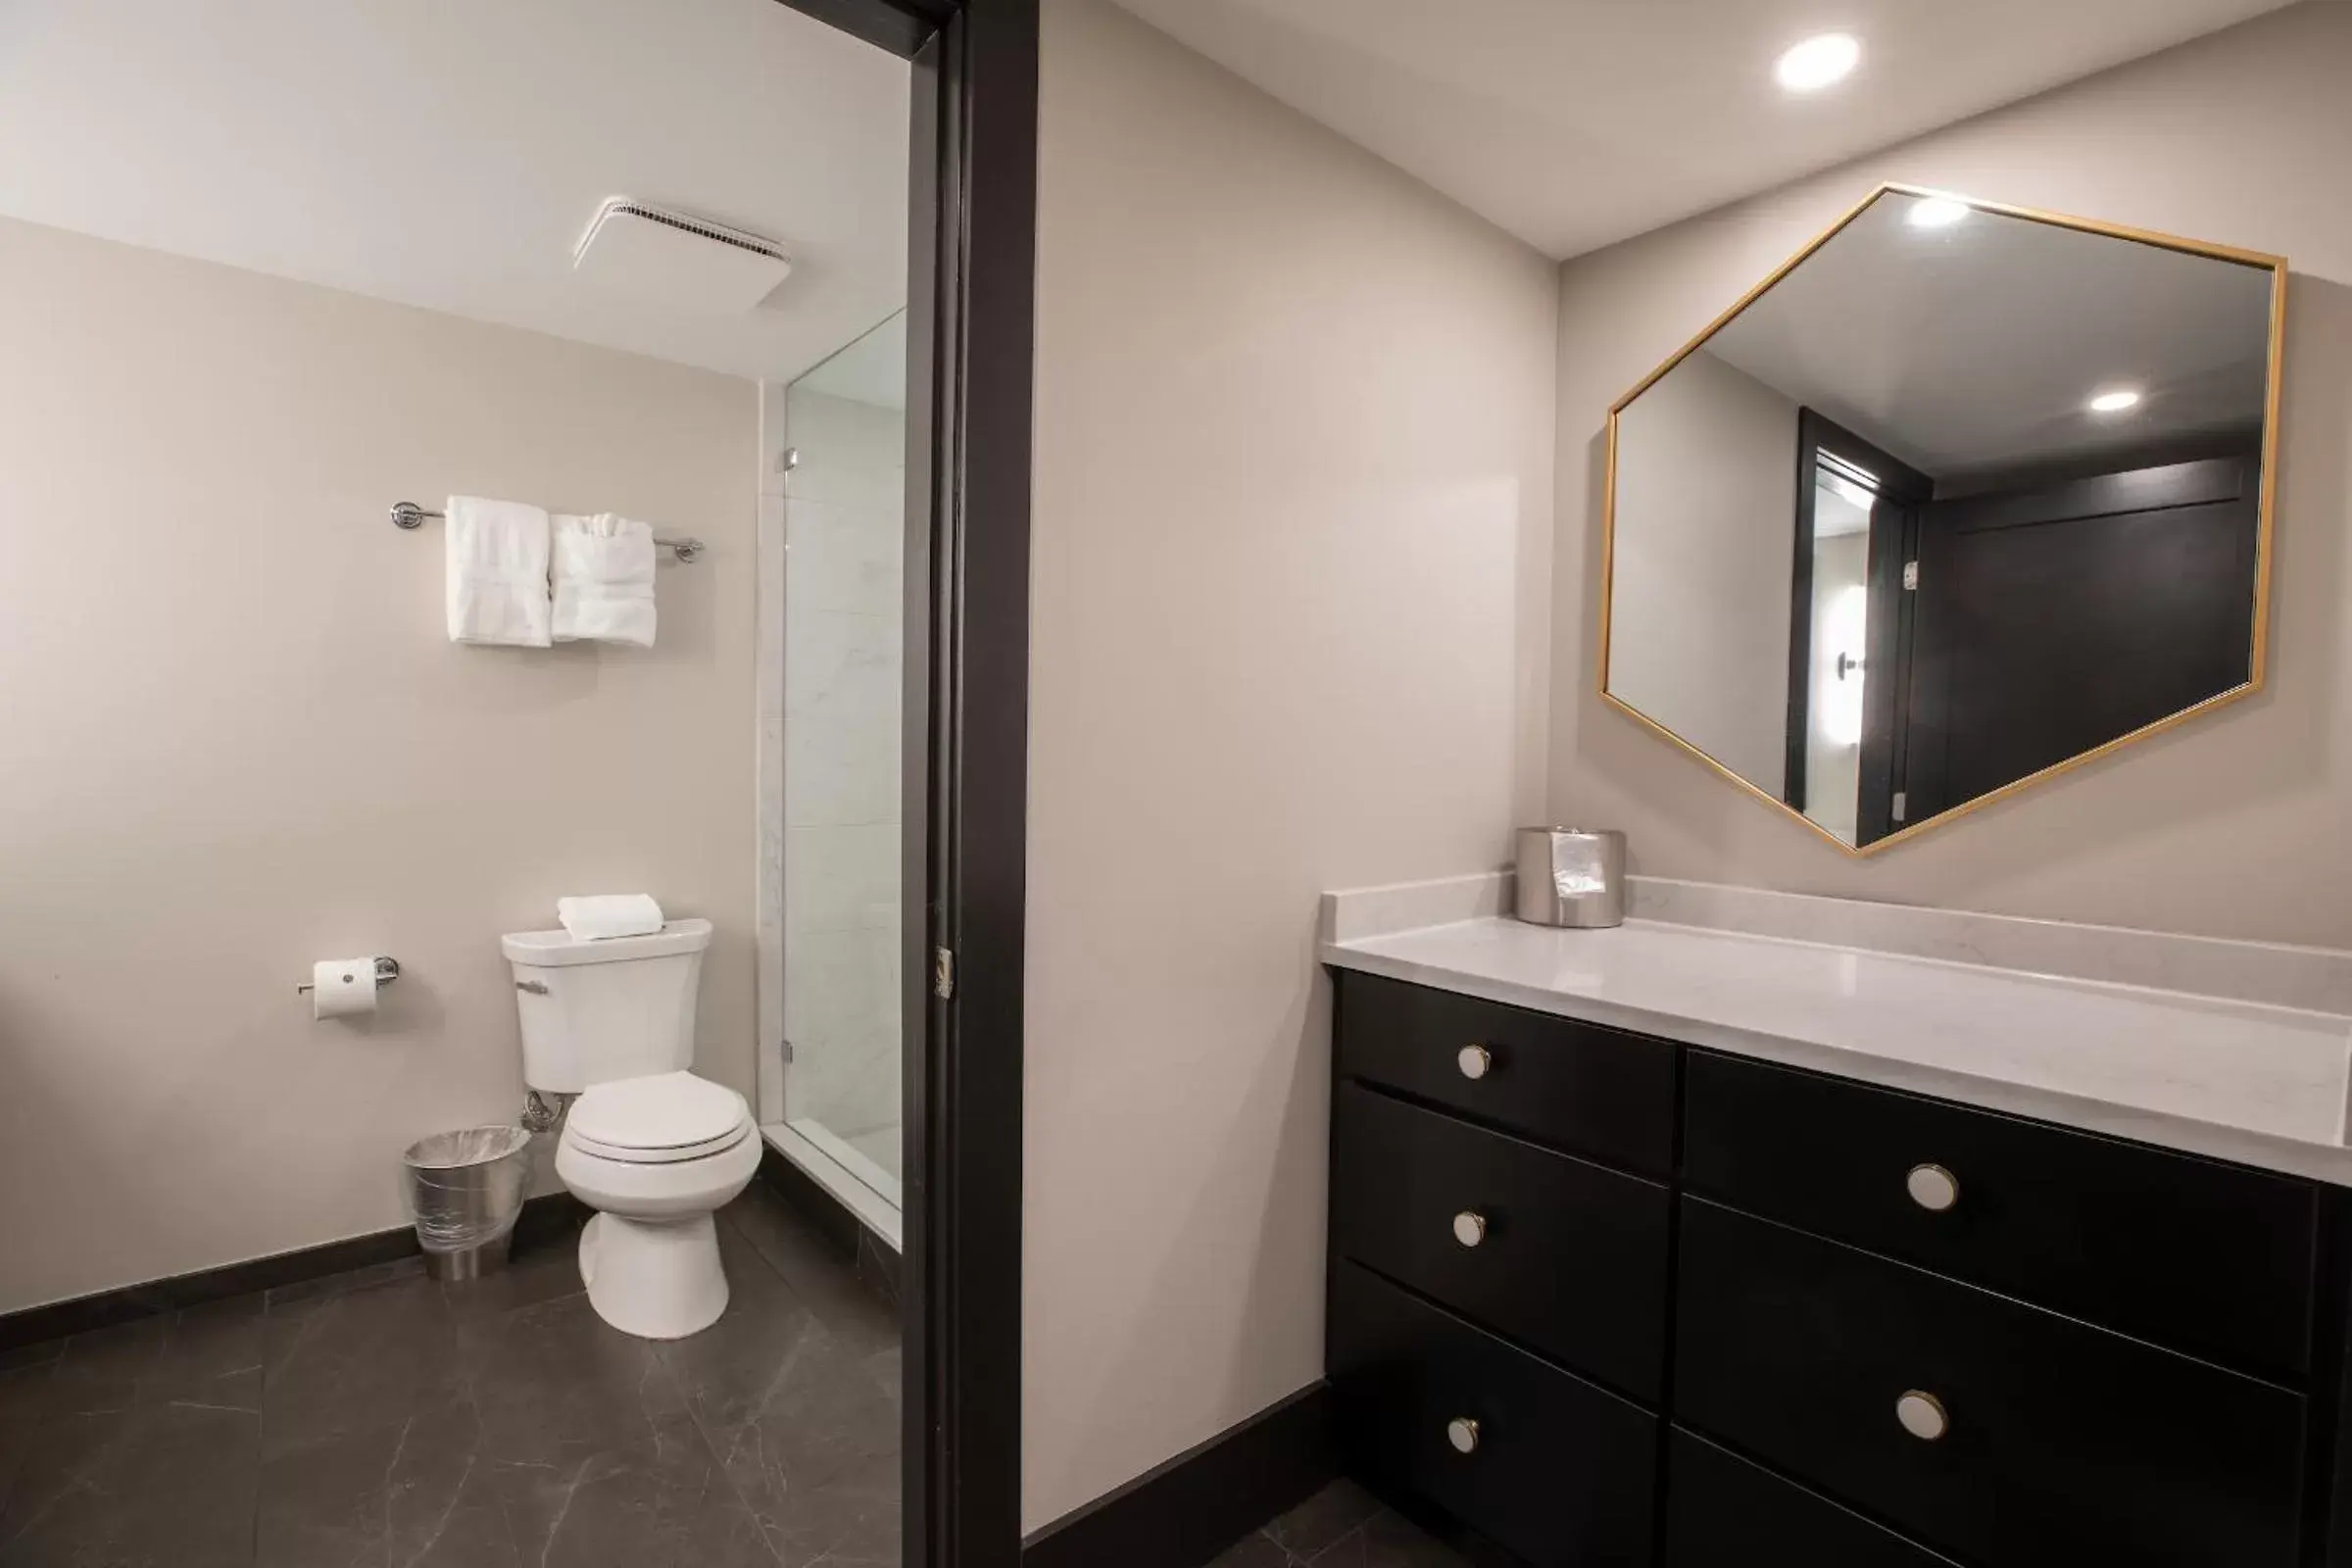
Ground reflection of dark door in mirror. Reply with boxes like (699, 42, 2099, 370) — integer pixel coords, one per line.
(1897, 452, 2259, 830)
(1607, 186, 2278, 851)
(1783, 411, 1929, 845)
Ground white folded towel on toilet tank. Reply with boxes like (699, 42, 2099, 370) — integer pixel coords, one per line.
(557, 895, 666, 942)
(446, 496, 552, 647)
(551, 513, 658, 648)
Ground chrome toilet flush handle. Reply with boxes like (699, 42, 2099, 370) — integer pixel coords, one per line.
(515, 979, 550, 995)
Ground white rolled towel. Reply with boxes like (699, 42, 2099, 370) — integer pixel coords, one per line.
(552, 513, 658, 648)
(557, 894, 666, 942)
(446, 496, 552, 647)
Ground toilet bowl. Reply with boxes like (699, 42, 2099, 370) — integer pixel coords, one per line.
(555, 1070, 759, 1339)
(503, 917, 754, 1341)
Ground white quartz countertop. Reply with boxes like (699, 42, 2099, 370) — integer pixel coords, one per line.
(1323, 913, 2352, 1185)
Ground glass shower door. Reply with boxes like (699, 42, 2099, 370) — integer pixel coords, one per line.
(779, 310, 906, 1218)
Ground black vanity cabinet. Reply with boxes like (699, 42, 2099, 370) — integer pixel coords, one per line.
(1325, 969, 2351, 1567)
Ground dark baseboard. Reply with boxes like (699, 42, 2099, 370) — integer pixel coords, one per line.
(1022, 1382, 1338, 1568)
(754, 1143, 903, 1305)
(0, 1189, 587, 1354)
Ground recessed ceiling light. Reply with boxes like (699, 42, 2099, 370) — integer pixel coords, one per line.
(1906, 198, 1970, 229)
(2088, 389, 2142, 414)
(1776, 32, 1861, 93)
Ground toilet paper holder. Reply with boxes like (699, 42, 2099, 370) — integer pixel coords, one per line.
(297, 956, 401, 996)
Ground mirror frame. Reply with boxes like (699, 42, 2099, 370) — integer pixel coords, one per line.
(1596, 182, 2289, 857)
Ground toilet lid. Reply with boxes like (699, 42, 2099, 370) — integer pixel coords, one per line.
(567, 1071, 750, 1164)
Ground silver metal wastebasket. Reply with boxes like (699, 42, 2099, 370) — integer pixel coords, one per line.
(1514, 826, 1628, 929)
(402, 1125, 532, 1281)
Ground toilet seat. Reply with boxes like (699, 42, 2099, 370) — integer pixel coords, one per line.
(566, 1071, 751, 1165)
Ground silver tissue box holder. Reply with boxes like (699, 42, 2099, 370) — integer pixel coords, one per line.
(1514, 827, 1627, 929)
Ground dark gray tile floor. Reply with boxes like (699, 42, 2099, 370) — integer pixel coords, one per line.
(0, 1184, 901, 1568)
(1208, 1478, 1473, 1568)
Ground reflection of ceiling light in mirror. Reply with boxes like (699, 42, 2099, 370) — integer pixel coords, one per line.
(1906, 198, 1970, 229)
(1775, 32, 1861, 92)
(2088, 388, 2143, 414)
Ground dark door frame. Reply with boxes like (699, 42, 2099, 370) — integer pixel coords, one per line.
(1782, 409, 1932, 845)
(767, 2, 1036, 1565)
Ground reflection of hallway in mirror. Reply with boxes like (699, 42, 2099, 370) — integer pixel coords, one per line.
(1801, 468, 1872, 844)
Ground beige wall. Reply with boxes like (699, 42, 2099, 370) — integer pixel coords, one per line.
(1553, 0, 2352, 946)
(1024, 0, 1558, 1533)
(0, 216, 757, 1312)
(1608, 348, 1797, 794)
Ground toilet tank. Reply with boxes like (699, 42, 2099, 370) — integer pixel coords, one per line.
(502, 918, 711, 1094)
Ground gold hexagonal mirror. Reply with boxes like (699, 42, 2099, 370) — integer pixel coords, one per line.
(1600, 185, 2286, 854)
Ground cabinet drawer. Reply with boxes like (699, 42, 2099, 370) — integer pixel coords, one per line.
(1683, 1052, 2318, 1377)
(1674, 1198, 2306, 1568)
(1663, 1429, 1960, 1568)
(1329, 1259, 1656, 1567)
(1333, 1081, 1669, 1398)
(1335, 971, 1675, 1176)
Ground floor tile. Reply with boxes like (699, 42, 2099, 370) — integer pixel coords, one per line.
(0, 1387, 258, 1567)
(1228, 1482, 1477, 1568)
(0, 1342, 64, 1376)
(488, 1407, 782, 1568)
(1204, 1529, 1298, 1568)
(459, 1293, 686, 1470)
(0, 1362, 56, 1518)
(265, 1255, 428, 1310)
(1265, 1477, 1385, 1559)
(437, 1221, 590, 1325)
(262, 1261, 463, 1462)
(256, 1393, 516, 1568)
(0, 1183, 901, 1566)
(660, 1269, 900, 1567)
(143, 1297, 268, 1407)
(719, 1191, 897, 1361)
(1346, 1507, 1474, 1567)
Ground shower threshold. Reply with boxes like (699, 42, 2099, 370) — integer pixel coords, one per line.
(760, 1118, 904, 1252)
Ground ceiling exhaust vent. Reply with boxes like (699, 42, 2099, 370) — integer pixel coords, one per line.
(572, 198, 793, 313)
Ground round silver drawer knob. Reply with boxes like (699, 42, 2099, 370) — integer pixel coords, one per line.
(1452, 1211, 1488, 1249)
(1446, 1417, 1481, 1455)
(1906, 1163, 1960, 1212)
(1896, 1390, 1949, 1443)
(1457, 1045, 1493, 1081)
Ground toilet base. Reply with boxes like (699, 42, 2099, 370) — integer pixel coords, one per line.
(576, 1210, 731, 1340)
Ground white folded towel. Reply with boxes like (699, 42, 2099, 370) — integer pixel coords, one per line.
(551, 513, 658, 648)
(557, 894, 666, 942)
(445, 496, 552, 647)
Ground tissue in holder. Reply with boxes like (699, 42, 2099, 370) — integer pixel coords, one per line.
(558, 895, 666, 942)
(312, 957, 380, 1020)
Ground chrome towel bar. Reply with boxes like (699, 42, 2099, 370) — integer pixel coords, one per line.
(391, 502, 705, 563)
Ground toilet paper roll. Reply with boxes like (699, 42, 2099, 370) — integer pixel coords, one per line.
(312, 957, 379, 1020)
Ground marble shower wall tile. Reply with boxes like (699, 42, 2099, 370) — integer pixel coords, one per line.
(778, 385, 906, 1140)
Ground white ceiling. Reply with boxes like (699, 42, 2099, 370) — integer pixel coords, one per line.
(1108, 0, 2299, 259)
(0, 0, 909, 384)
(1701, 190, 2275, 481)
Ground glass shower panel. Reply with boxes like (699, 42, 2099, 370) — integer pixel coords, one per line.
(782, 310, 906, 1206)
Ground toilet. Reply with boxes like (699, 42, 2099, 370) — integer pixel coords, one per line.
(504, 917, 759, 1340)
